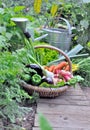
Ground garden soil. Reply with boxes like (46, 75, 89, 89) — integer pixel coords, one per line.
(0, 102, 37, 130)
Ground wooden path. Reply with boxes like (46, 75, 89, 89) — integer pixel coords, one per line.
(33, 84, 90, 130)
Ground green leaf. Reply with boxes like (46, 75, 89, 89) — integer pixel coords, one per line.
(0, 26, 6, 33)
(80, 20, 89, 29)
(0, 8, 4, 14)
(39, 113, 53, 130)
(6, 32, 13, 40)
(14, 6, 25, 12)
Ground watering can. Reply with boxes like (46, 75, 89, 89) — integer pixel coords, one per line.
(42, 17, 72, 52)
(11, 17, 48, 41)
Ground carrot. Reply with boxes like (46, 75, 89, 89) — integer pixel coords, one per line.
(53, 61, 67, 72)
(44, 66, 49, 71)
(64, 65, 70, 71)
(48, 65, 56, 72)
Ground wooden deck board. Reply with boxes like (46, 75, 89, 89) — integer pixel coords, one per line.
(32, 85, 90, 130)
(38, 98, 89, 106)
(33, 127, 89, 130)
(35, 113, 90, 128)
(37, 104, 90, 114)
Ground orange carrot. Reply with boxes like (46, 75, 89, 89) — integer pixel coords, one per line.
(64, 65, 70, 71)
(48, 65, 55, 72)
(53, 61, 67, 72)
(44, 66, 49, 71)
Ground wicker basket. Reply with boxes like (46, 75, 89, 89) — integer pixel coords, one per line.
(20, 45, 72, 98)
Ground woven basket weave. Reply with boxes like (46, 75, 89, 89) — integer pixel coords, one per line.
(20, 45, 72, 98)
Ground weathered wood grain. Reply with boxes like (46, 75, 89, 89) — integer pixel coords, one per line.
(82, 87, 90, 100)
(37, 104, 90, 115)
(32, 85, 90, 130)
(35, 112, 90, 129)
(38, 97, 89, 106)
(33, 127, 90, 130)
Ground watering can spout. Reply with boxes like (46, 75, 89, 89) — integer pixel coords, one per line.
(24, 31, 48, 41)
(11, 17, 48, 41)
(33, 33, 48, 41)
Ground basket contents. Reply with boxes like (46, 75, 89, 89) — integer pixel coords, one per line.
(21, 62, 84, 88)
(20, 44, 84, 97)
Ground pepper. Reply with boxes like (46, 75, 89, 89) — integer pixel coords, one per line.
(31, 74, 42, 85)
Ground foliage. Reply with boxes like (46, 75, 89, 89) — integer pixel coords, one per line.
(0, 4, 34, 51)
(0, 50, 33, 125)
(0, 101, 32, 123)
(58, 0, 90, 46)
(39, 113, 53, 130)
(0, 6, 19, 50)
(30, 0, 90, 47)
(34, 44, 59, 65)
(2, 0, 34, 7)
(72, 57, 90, 87)
(0, 1, 90, 129)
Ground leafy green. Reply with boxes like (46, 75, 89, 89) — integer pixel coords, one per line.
(35, 46, 59, 65)
(72, 57, 90, 87)
(0, 50, 33, 126)
(21, 74, 31, 82)
(39, 81, 65, 88)
(67, 75, 84, 87)
(0, 100, 32, 123)
(39, 113, 53, 130)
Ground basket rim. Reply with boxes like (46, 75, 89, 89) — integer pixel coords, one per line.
(20, 80, 69, 90)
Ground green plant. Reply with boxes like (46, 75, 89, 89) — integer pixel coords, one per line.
(0, 50, 34, 127)
(0, 4, 34, 51)
(34, 43, 59, 65)
(72, 57, 90, 87)
(39, 113, 53, 130)
(62, 0, 90, 46)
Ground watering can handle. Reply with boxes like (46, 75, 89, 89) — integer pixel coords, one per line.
(57, 17, 72, 35)
(44, 17, 72, 35)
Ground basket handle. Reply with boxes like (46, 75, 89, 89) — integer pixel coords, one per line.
(34, 45, 72, 72)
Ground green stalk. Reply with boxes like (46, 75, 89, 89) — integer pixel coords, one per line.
(28, 54, 54, 78)
(23, 36, 54, 78)
(78, 57, 90, 65)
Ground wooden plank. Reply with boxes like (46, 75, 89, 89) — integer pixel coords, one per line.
(82, 87, 90, 100)
(63, 85, 85, 96)
(57, 95, 87, 100)
(39, 95, 87, 101)
(33, 85, 90, 130)
(33, 127, 88, 130)
(63, 87, 85, 96)
(34, 112, 90, 129)
(38, 85, 90, 106)
(38, 98, 90, 106)
(37, 104, 90, 115)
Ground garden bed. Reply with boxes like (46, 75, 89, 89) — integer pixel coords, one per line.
(0, 101, 37, 130)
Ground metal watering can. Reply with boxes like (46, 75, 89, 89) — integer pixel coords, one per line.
(11, 17, 48, 41)
(42, 17, 72, 52)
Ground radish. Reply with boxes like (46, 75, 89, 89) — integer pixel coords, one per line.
(64, 75, 71, 81)
(59, 70, 73, 78)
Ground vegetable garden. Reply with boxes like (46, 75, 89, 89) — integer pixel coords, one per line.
(0, 0, 90, 129)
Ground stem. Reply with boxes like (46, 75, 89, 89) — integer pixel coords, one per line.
(78, 57, 90, 65)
